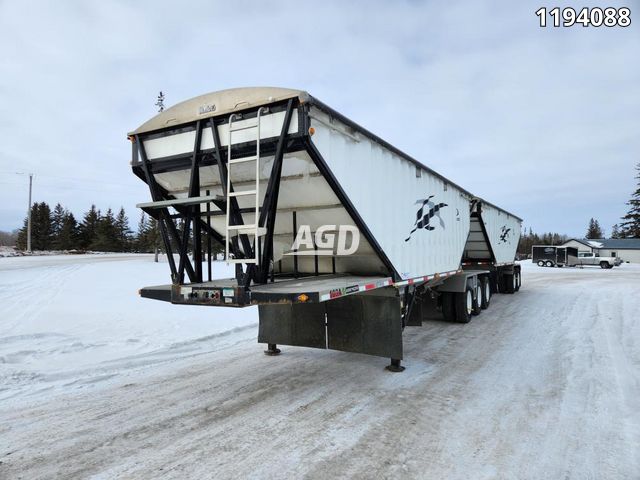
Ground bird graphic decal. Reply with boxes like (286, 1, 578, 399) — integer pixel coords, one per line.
(499, 226, 511, 243)
(405, 195, 448, 242)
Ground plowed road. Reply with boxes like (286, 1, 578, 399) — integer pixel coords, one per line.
(1, 260, 638, 479)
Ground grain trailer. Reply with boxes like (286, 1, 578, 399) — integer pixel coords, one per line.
(130, 87, 522, 371)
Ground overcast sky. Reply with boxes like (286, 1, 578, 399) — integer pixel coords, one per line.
(1, 0, 638, 237)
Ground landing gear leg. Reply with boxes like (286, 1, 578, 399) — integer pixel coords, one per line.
(264, 343, 281, 356)
(386, 358, 405, 372)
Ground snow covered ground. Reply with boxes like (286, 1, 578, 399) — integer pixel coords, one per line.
(0, 255, 639, 479)
(0, 254, 257, 406)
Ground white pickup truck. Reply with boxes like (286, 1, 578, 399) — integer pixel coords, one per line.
(575, 252, 621, 269)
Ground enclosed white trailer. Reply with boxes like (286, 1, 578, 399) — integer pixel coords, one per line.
(130, 87, 522, 370)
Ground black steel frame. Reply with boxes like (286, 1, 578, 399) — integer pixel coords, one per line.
(132, 97, 399, 287)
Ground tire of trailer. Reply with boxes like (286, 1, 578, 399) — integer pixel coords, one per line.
(537, 260, 545, 267)
(454, 287, 473, 323)
(441, 292, 456, 322)
(545, 261, 554, 267)
(472, 284, 482, 316)
(515, 270, 521, 291)
(504, 273, 516, 294)
(480, 277, 491, 309)
(497, 274, 506, 293)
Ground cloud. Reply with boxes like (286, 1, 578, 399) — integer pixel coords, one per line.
(0, 0, 638, 238)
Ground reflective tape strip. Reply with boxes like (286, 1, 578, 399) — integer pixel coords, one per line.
(320, 278, 393, 302)
(394, 269, 462, 287)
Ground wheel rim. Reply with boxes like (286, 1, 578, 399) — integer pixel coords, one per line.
(485, 282, 491, 302)
(477, 286, 482, 306)
(466, 290, 473, 314)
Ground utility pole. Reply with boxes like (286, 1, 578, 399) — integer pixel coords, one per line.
(153, 91, 164, 262)
(27, 173, 33, 253)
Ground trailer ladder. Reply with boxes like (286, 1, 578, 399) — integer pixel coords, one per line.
(225, 108, 268, 264)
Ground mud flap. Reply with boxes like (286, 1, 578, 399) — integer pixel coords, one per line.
(258, 303, 327, 349)
(325, 295, 403, 359)
(405, 298, 423, 327)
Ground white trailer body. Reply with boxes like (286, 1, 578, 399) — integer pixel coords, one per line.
(130, 87, 522, 369)
(309, 106, 472, 280)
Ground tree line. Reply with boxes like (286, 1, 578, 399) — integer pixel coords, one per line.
(517, 229, 568, 255)
(14, 202, 161, 253)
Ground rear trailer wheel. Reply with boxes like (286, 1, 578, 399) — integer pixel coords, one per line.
(504, 274, 516, 294)
(537, 260, 545, 267)
(480, 277, 491, 309)
(545, 261, 554, 267)
(454, 288, 473, 323)
(515, 270, 521, 291)
(441, 292, 456, 322)
(497, 274, 506, 293)
(472, 284, 482, 315)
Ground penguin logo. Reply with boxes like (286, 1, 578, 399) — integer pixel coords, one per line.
(405, 195, 448, 242)
(499, 226, 511, 243)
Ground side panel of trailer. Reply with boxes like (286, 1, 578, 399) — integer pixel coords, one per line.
(309, 106, 472, 280)
(478, 201, 521, 265)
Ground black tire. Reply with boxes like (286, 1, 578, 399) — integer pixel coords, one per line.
(454, 287, 473, 323)
(600, 262, 608, 269)
(515, 269, 521, 291)
(480, 277, 491, 309)
(489, 273, 499, 294)
(441, 292, 456, 322)
(472, 283, 482, 316)
(545, 261, 554, 268)
(504, 273, 516, 294)
(537, 260, 545, 267)
(497, 274, 506, 293)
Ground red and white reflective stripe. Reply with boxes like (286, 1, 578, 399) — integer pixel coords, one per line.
(393, 269, 462, 287)
(320, 278, 393, 302)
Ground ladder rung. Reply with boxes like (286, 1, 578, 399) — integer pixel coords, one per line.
(226, 258, 258, 264)
(226, 226, 268, 236)
(228, 156, 258, 165)
(229, 123, 258, 132)
(228, 190, 257, 197)
(227, 224, 257, 230)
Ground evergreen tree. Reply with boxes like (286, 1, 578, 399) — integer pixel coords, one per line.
(585, 218, 603, 239)
(619, 162, 640, 238)
(91, 208, 118, 251)
(144, 216, 161, 253)
(16, 202, 52, 251)
(115, 207, 133, 252)
(79, 205, 101, 250)
(51, 203, 66, 250)
(611, 224, 621, 239)
(57, 212, 79, 250)
(135, 211, 148, 252)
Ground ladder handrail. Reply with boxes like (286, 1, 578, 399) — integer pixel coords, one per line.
(226, 107, 267, 265)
